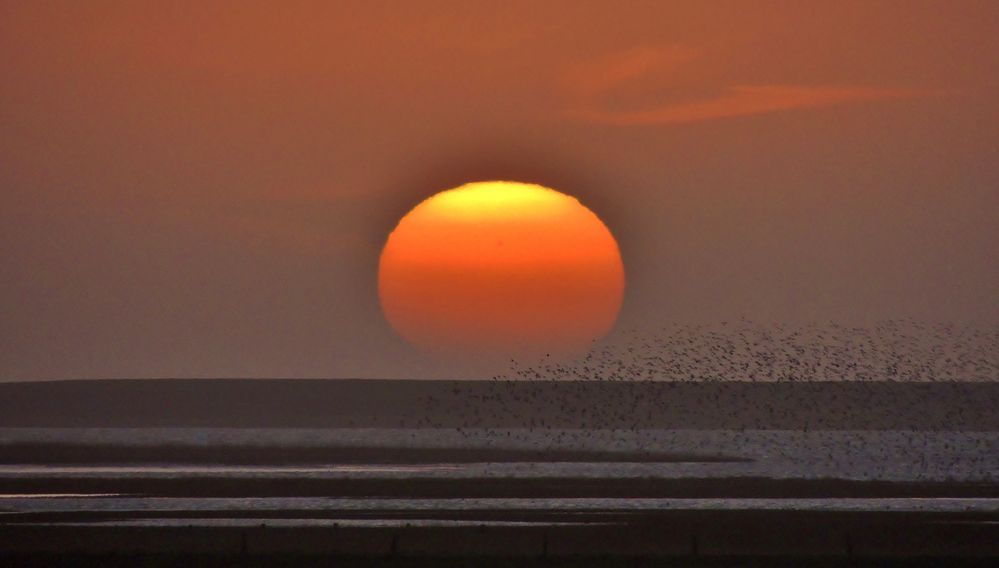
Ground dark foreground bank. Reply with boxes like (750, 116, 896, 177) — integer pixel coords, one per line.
(4, 555, 998, 568)
(2, 509, 998, 566)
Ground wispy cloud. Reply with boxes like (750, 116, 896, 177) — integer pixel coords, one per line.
(572, 84, 933, 125)
(562, 46, 938, 125)
(560, 46, 697, 99)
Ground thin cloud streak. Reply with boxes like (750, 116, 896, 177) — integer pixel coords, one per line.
(562, 46, 942, 125)
(560, 45, 697, 99)
(572, 84, 938, 125)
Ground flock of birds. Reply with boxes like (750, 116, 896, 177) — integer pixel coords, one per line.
(411, 320, 997, 435)
(501, 319, 998, 383)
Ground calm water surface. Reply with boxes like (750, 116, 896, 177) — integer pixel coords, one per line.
(1, 428, 996, 527)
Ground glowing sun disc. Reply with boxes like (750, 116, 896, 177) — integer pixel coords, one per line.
(378, 181, 624, 359)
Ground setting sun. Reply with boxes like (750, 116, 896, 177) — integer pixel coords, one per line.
(379, 181, 625, 359)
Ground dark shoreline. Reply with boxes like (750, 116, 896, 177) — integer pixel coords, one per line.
(2, 379, 997, 430)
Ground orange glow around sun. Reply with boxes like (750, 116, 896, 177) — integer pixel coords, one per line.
(378, 181, 625, 359)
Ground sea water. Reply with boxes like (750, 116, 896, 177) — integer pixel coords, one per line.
(0, 428, 996, 526)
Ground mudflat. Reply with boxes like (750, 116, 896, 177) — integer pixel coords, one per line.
(1, 379, 996, 565)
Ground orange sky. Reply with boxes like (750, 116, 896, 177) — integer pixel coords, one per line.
(1, 1, 997, 379)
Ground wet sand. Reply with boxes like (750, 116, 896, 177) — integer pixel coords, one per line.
(2, 474, 997, 564)
(0, 443, 745, 466)
(1, 475, 997, 499)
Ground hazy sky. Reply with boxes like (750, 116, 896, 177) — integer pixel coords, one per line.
(2, 1, 997, 380)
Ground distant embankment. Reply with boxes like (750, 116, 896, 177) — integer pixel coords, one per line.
(0, 379, 996, 430)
